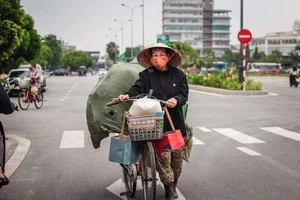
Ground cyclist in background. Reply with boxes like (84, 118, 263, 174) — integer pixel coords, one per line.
(25, 64, 40, 99)
(118, 43, 189, 200)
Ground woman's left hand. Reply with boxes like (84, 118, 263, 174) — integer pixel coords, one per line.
(167, 98, 177, 108)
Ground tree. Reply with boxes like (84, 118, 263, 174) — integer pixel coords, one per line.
(43, 34, 63, 66)
(202, 48, 217, 68)
(106, 42, 120, 63)
(33, 44, 53, 67)
(0, 0, 27, 71)
(124, 47, 141, 58)
(12, 14, 42, 66)
(0, 20, 24, 69)
(169, 42, 197, 67)
(222, 49, 241, 65)
(61, 50, 92, 71)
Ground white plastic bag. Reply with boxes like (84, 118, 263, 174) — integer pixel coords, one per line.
(129, 97, 162, 116)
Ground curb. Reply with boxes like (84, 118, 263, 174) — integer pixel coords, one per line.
(189, 84, 269, 96)
(5, 135, 31, 178)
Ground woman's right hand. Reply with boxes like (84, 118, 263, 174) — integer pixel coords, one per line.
(118, 94, 129, 102)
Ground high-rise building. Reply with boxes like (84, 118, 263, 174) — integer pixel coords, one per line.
(162, 0, 231, 58)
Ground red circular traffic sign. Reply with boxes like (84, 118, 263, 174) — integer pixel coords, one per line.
(238, 29, 252, 44)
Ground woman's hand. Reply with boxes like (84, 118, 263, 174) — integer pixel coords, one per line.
(118, 94, 129, 102)
(167, 98, 177, 108)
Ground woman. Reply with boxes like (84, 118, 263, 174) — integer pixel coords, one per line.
(0, 82, 17, 186)
(118, 43, 189, 200)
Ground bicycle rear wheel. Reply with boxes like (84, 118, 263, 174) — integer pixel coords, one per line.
(34, 91, 43, 109)
(18, 90, 30, 110)
(122, 164, 137, 197)
(142, 141, 157, 200)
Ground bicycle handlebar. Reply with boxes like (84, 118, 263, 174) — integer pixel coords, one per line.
(107, 97, 175, 107)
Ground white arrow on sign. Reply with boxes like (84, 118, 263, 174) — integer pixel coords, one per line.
(239, 35, 251, 38)
(106, 174, 186, 200)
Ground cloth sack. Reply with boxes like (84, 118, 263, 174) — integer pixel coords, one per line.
(129, 97, 162, 116)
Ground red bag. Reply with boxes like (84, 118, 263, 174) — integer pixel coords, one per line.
(155, 107, 185, 153)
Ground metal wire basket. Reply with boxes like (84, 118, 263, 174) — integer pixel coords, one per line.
(18, 79, 31, 89)
(127, 114, 164, 141)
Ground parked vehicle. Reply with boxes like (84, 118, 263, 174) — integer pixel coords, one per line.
(247, 62, 281, 73)
(98, 69, 108, 78)
(50, 68, 69, 76)
(19, 64, 46, 91)
(265, 66, 279, 74)
(5, 69, 29, 96)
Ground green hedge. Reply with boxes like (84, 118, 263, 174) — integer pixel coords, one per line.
(187, 67, 263, 91)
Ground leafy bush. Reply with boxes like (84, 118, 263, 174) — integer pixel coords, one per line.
(187, 67, 263, 91)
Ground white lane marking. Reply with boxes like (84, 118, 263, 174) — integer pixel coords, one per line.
(197, 127, 212, 132)
(189, 89, 226, 97)
(63, 96, 68, 99)
(5, 135, 31, 178)
(60, 131, 85, 148)
(236, 147, 261, 156)
(60, 99, 65, 101)
(260, 127, 300, 142)
(107, 176, 186, 200)
(193, 137, 205, 145)
(66, 93, 70, 96)
(213, 128, 266, 144)
(268, 92, 278, 96)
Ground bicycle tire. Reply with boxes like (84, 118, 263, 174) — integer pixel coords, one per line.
(34, 92, 43, 109)
(142, 141, 157, 200)
(18, 90, 30, 110)
(122, 164, 137, 197)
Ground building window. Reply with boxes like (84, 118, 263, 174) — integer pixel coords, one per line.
(212, 26, 229, 31)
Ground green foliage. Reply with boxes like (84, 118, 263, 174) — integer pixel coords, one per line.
(61, 50, 92, 70)
(0, 20, 24, 64)
(187, 67, 263, 91)
(245, 80, 263, 90)
(202, 48, 217, 68)
(43, 34, 63, 66)
(222, 49, 241, 65)
(169, 42, 197, 67)
(124, 47, 141, 58)
(106, 42, 120, 63)
(189, 57, 205, 69)
(33, 44, 53, 67)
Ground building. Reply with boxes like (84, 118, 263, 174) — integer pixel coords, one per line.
(85, 51, 100, 66)
(162, 0, 231, 58)
(250, 20, 300, 56)
(62, 44, 76, 52)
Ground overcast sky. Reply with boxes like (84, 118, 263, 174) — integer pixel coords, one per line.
(21, 0, 300, 56)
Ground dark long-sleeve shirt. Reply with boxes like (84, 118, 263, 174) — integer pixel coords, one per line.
(0, 83, 15, 115)
(127, 66, 189, 137)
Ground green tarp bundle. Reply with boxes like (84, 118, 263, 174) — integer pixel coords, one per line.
(86, 59, 144, 149)
(86, 59, 193, 162)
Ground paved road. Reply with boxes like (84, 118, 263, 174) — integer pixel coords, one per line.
(0, 75, 299, 200)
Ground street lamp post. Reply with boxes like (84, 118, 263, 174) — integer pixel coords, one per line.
(121, 3, 143, 58)
(142, 0, 145, 49)
(239, 0, 244, 84)
(114, 19, 131, 54)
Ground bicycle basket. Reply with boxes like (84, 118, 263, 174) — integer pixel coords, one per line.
(19, 79, 31, 89)
(126, 114, 164, 141)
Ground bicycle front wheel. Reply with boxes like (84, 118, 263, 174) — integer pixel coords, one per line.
(34, 91, 43, 109)
(18, 90, 30, 110)
(122, 164, 137, 197)
(142, 141, 157, 200)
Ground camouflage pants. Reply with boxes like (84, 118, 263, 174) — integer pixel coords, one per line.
(156, 147, 184, 185)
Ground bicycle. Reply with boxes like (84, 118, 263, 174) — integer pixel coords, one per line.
(18, 78, 44, 110)
(107, 92, 174, 200)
